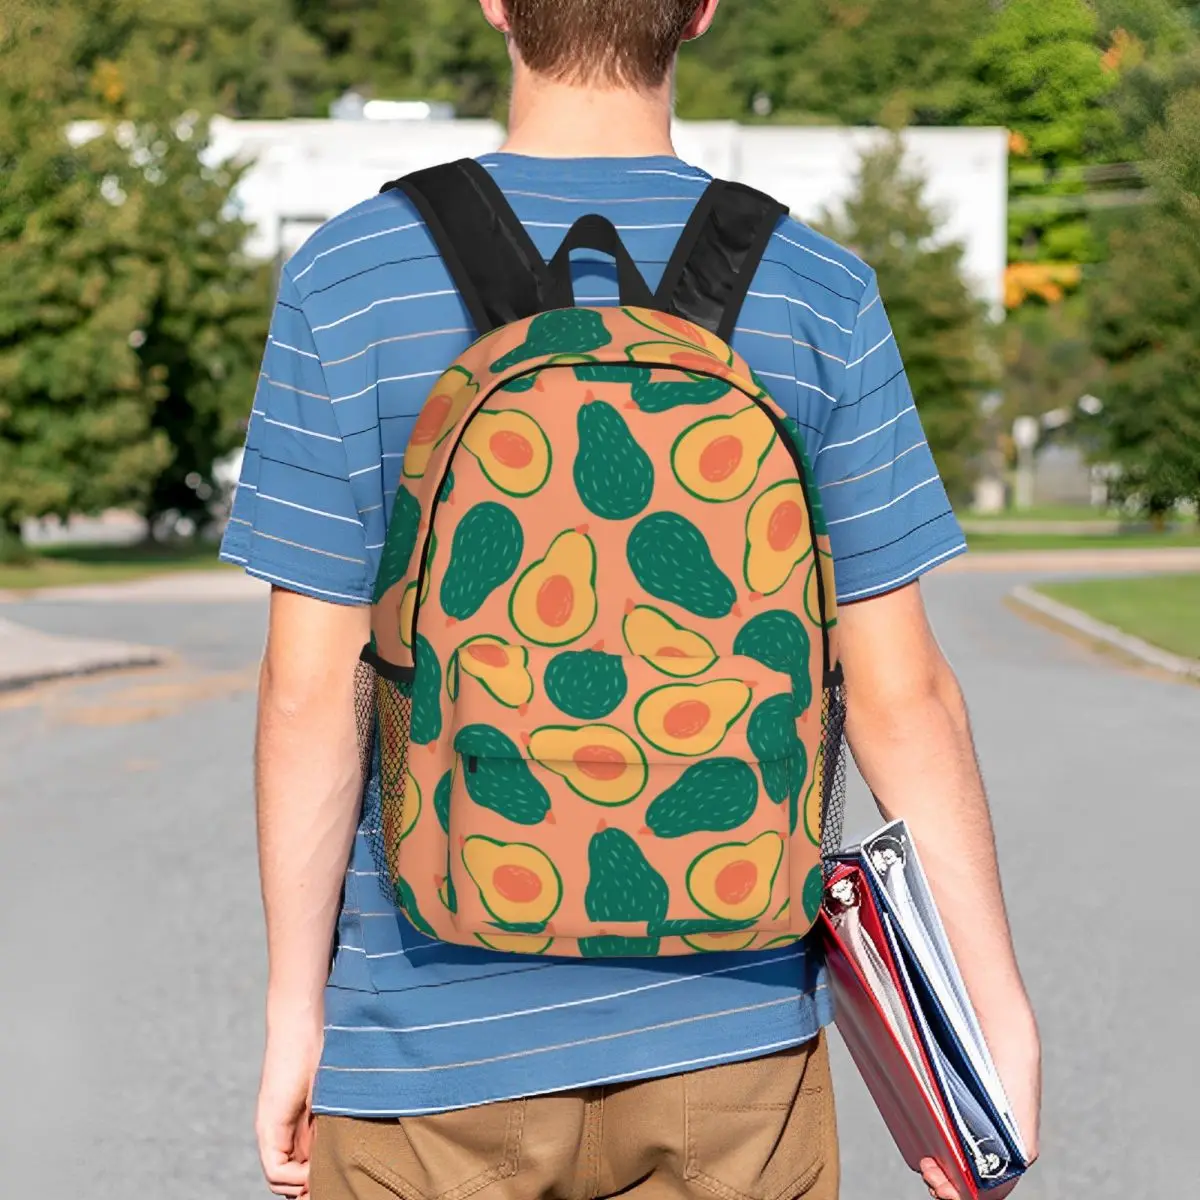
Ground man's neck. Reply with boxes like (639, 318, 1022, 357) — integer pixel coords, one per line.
(499, 66, 677, 159)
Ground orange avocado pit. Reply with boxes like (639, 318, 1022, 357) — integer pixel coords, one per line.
(411, 393, 451, 444)
(767, 500, 804, 551)
(663, 699, 712, 739)
(699, 435, 744, 483)
(465, 642, 509, 668)
(573, 745, 627, 782)
(493, 864, 543, 904)
(489, 430, 534, 468)
(715, 859, 758, 906)
(536, 575, 575, 627)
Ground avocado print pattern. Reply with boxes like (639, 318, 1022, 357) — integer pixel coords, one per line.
(440, 502, 524, 621)
(627, 513, 737, 620)
(490, 309, 613, 371)
(366, 305, 837, 958)
(574, 399, 654, 520)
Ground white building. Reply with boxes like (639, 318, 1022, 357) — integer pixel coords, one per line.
(207, 118, 1009, 308)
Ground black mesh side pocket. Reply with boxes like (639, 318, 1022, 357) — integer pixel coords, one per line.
(357, 646, 415, 900)
(820, 664, 849, 868)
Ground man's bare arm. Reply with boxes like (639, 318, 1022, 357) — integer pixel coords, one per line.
(838, 581, 1041, 1183)
(254, 587, 370, 1196)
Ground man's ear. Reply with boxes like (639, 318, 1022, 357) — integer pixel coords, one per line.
(682, 0, 721, 42)
(478, 0, 511, 34)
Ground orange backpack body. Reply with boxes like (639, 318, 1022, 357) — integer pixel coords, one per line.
(358, 161, 845, 959)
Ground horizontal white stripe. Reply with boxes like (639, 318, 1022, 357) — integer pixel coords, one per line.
(526, 222, 687, 231)
(219, 552, 248, 564)
(326, 948, 804, 1034)
(858, 291, 882, 318)
(628, 168, 708, 181)
(754, 370, 837, 403)
(240, 565, 370, 603)
(258, 494, 364, 526)
(837, 542, 968, 602)
(504, 189, 696, 204)
(826, 474, 941, 526)
(293, 221, 421, 281)
(253, 529, 366, 565)
(822, 441, 926, 488)
(817, 404, 915, 456)
(322, 995, 801, 1073)
(235, 481, 257, 491)
(775, 233, 867, 285)
(332, 370, 443, 405)
(349, 462, 381, 478)
(227, 516, 252, 527)
(269, 338, 319, 361)
(260, 374, 327, 402)
(313, 1035, 817, 1116)
(262, 417, 341, 443)
(738, 327, 848, 366)
(747, 291, 854, 336)
(324, 328, 468, 368)
(360, 503, 384, 514)
(364, 542, 384, 551)
(846, 331, 895, 369)
(312, 290, 457, 333)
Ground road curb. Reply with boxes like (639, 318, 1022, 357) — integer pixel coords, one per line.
(1009, 585, 1200, 681)
(0, 617, 164, 692)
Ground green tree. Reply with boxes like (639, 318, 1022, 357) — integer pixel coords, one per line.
(1089, 89, 1200, 517)
(956, 0, 1118, 265)
(0, 5, 169, 546)
(818, 138, 993, 503)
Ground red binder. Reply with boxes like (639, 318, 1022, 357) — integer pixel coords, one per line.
(820, 861, 1018, 1199)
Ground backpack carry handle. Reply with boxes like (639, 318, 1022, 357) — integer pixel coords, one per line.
(546, 214, 656, 310)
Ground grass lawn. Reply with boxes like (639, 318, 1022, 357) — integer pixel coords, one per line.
(1037, 574, 1200, 660)
(0, 541, 231, 592)
(967, 529, 1200, 552)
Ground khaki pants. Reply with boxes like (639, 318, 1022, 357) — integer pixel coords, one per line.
(311, 1034, 838, 1200)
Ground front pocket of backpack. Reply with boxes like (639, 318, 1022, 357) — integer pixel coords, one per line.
(445, 652, 804, 945)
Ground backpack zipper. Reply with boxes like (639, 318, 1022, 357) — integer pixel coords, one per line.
(405, 360, 833, 685)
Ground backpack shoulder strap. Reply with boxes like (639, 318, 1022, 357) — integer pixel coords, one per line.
(655, 180, 788, 343)
(382, 159, 551, 336)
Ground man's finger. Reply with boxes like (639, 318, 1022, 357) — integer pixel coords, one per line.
(920, 1157, 960, 1200)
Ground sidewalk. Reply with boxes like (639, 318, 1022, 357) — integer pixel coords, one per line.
(0, 616, 163, 691)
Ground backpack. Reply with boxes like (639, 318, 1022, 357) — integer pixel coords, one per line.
(356, 159, 846, 958)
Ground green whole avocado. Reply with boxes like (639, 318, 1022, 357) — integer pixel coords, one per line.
(373, 485, 421, 602)
(491, 310, 613, 371)
(585, 828, 670, 926)
(645, 759, 759, 838)
(746, 693, 806, 809)
(409, 634, 443, 746)
(579, 935, 661, 958)
(630, 375, 731, 414)
(393, 875, 438, 939)
(574, 401, 655, 520)
(626, 512, 737, 619)
(439, 502, 524, 621)
(433, 768, 453, 834)
(544, 649, 628, 720)
(733, 609, 813, 717)
(802, 863, 825, 922)
(454, 724, 551, 825)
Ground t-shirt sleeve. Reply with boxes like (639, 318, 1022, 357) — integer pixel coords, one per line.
(814, 271, 967, 603)
(219, 269, 373, 605)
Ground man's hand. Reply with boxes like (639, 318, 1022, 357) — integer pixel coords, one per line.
(838, 582, 1042, 1198)
(256, 1008, 323, 1197)
(255, 588, 371, 1195)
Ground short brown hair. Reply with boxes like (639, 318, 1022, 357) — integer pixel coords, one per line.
(505, 0, 702, 89)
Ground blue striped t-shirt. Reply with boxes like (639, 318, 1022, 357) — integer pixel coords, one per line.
(221, 153, 965, 1117)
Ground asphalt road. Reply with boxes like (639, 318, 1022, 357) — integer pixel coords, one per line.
(1, 570, 1196, 1198)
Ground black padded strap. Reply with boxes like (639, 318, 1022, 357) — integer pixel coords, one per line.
(547, 215, 655, 310)
(382, 159, 552, 335)
(656, 180, 788, 342)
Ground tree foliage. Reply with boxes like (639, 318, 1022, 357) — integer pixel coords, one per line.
(1089, 89, 1200, 515)
(818, 139, 994, 503)
(0, 3, 269, 536)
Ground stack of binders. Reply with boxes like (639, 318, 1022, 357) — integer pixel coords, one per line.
(820, 821, 1030, 1198)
